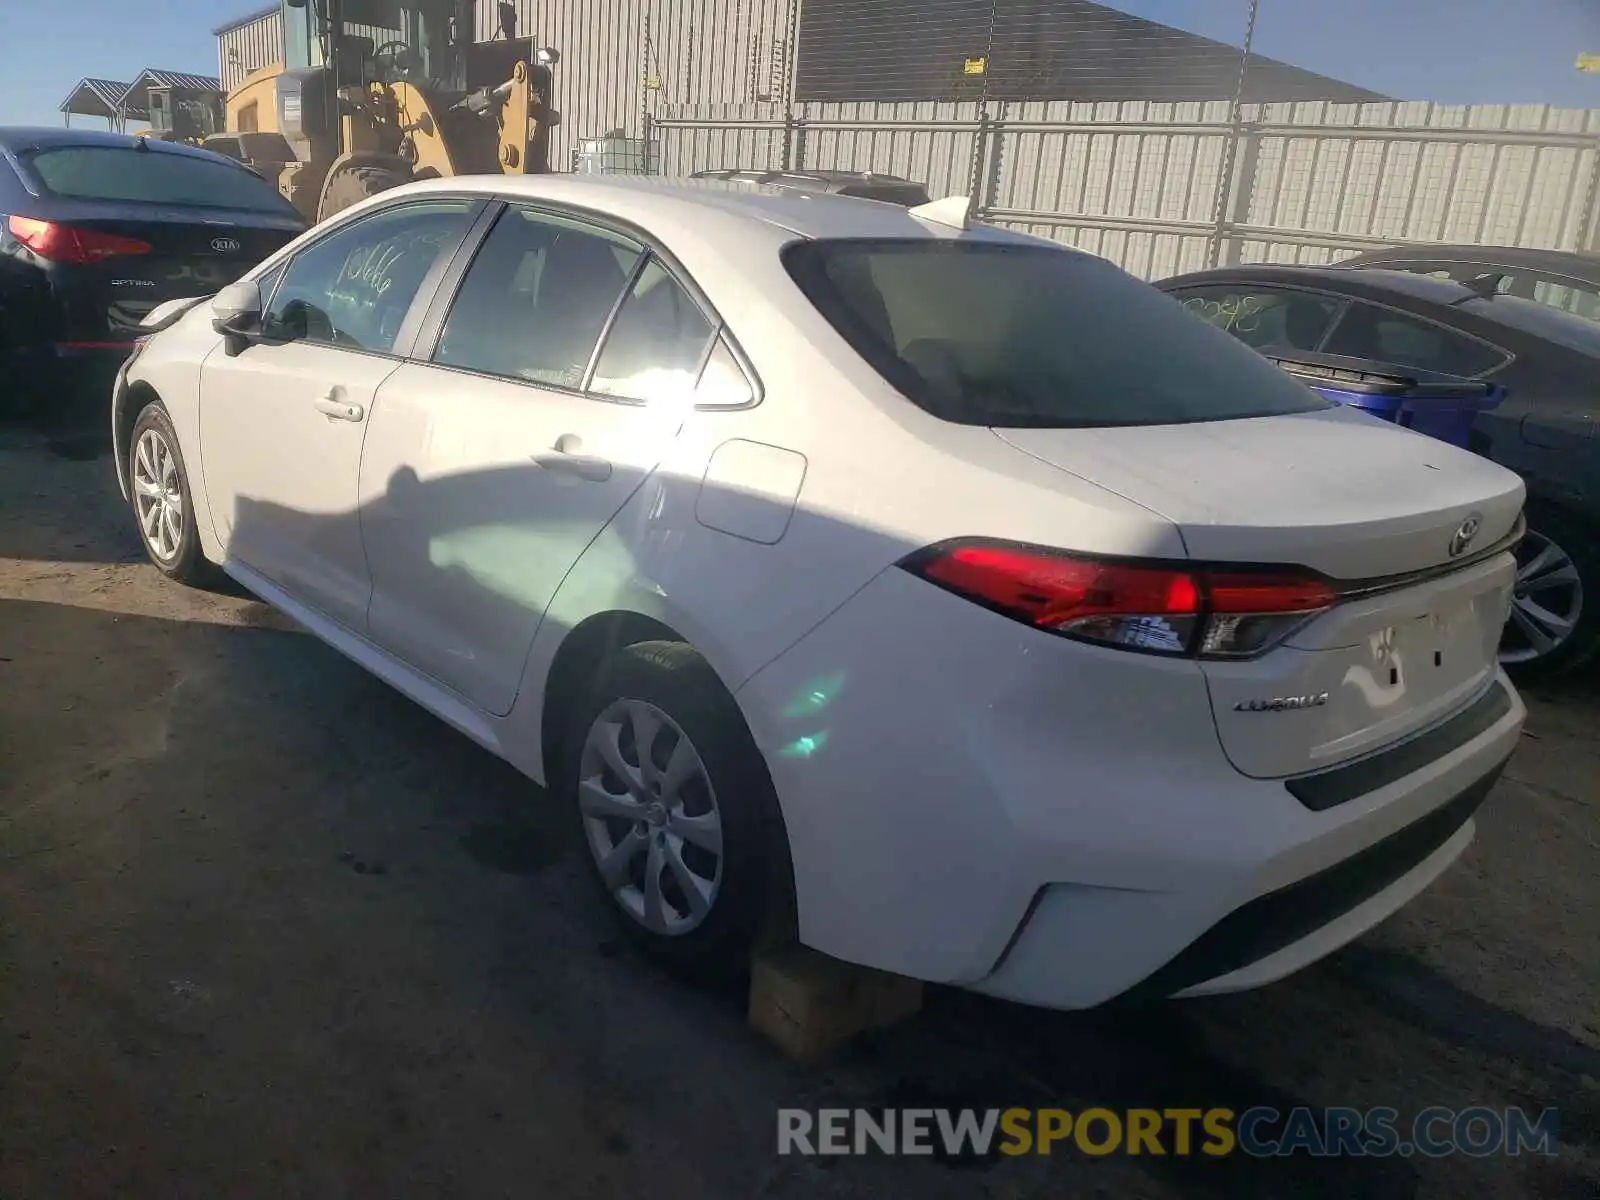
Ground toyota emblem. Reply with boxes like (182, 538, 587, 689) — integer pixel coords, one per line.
(211, 237, 241, 253)
(1448, 512, 1483, 558)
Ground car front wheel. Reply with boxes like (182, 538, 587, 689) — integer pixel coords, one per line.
(563, 641, 790, 975)
(128, 401, 210, 584)
(1500, 502, 1600, 681)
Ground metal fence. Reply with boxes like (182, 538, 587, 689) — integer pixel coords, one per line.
(653, 99, 1600, 280)
(477, 0, 1598, 281)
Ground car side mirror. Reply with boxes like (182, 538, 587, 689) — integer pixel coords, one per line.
(212, 280, 263, 356)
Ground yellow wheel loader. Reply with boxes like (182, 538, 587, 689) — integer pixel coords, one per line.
(204, 0, 559, 223)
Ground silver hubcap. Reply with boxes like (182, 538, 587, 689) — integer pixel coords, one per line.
(1500, 529, 1584, 664)
(578, 699, 723, 936)
(131, 428, 184, 563)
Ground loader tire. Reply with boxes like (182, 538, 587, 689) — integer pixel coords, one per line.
(317, 163, 411, 222)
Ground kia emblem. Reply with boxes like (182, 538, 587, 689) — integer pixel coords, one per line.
(211, 236, 241, 253)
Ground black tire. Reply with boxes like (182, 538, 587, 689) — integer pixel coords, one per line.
(1501, 501, 1600, 683)
(317, 163, 411, 222)
(127, 400, 214, 585)
(561, 641, 792, 977)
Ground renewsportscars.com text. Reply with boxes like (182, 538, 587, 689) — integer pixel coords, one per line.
(777, 1106, 1560, 1159)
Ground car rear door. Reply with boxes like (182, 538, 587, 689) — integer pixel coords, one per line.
(357, 203, 719, 716)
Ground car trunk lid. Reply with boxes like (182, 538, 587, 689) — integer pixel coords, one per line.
(993, 406, 1524, 777)
(16, 205, 297, 341)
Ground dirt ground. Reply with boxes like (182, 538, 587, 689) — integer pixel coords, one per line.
(1, 398, 1596, 1199)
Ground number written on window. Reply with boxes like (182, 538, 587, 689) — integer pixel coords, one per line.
(1174, 287, 1342, 352)
(265, 200, 474, 352)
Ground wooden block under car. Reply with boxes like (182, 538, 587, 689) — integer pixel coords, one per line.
(749, 944, 924, 1063)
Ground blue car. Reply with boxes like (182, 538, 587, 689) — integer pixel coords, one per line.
(0, 126, 305, 415)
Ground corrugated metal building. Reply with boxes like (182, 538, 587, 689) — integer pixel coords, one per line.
(215, 5, 283, 92)
(793, 0, 1387, 103)
(210, 0, 1377, 170)
(480, 0, 795, 170)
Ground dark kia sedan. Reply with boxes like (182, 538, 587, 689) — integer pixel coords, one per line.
(1158, 263, 1600, 681)
(0, 127, 305, 414)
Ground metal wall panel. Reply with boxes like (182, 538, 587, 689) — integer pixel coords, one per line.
(218, 12, 284, 93)
(480, 0, 795, 171)
(656, 98, 1600, 279)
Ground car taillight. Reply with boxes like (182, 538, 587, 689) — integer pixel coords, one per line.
(6, 216, 151, 264)
(900, 539, 1337, 659)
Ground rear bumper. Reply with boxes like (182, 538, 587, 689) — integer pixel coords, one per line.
(974, 677, 1522, 1008)
(736, 566, 1526, 1010)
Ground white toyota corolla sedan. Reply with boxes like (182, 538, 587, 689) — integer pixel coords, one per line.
(113, 174, 1527, 1009)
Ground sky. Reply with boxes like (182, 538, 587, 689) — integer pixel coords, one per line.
(4, 0, 1600, 129)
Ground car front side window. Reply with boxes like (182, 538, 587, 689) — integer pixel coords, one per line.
(264, 200, 476, 353)
(1171, 285, 1343, 352)
(433, 206, 644, 388)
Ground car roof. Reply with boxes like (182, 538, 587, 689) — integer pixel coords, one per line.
(374, 172, 1054, 246)
(1161, 263, 1479, 304)
(1340, 243, 1600, 281)
(0, 124, 255, 169)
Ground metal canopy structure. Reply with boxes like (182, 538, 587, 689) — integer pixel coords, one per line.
(58, 69, 223, 133)
(119, 69, 224, 115)
(57, 77, 137, 129)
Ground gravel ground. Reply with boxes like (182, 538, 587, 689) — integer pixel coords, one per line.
(0, 400, 1595, 1199)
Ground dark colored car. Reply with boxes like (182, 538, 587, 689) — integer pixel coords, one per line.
(1157, 263, 1600, 680)
(690, 168, 931, 206)
(0, 127, 306, 413)
(1338, 244, 1600, 326)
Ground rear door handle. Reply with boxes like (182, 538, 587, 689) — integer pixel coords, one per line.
(314, 392, 364, 423)
(532, 451, 612, 482)
(532, 433, 611, 482)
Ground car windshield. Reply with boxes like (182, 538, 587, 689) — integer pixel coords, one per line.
(784, 239, 1333, 428)
(22, 146, 297, 215)
(1461, 294, 1600, 357)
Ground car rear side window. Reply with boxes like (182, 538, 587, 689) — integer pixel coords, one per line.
(1321, 303, 1508, 377)
(22, 146, 296, 215)
(589, 259, 715, 403)
(783, 239, 1332, 427)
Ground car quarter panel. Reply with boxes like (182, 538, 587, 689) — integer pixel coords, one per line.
(499, 217, 1188, 784)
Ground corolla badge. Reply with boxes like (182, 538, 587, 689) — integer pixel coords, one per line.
(211, 236, 241, 253)
(1233, 693, 1329, 712)
(1449, 512, 1483, 558)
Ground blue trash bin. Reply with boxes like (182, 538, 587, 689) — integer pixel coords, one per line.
(1260, 349, 1504, 451)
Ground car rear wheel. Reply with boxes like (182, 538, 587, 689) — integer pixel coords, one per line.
(1499, 502, 1600, 681)
(128, 402, 210, 585)
(563, 641, 789, 975)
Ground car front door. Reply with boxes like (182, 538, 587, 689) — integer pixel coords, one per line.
(357, 204, 720, 715)
(198, 198, 479, 629)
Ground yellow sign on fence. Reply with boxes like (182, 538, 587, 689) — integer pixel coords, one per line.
(1577, 52, 1600, 73)
(963, 57, 987, 76)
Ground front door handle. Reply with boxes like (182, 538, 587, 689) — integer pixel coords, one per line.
(314, 391, 364, 423)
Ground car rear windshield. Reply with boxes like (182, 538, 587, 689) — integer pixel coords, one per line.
(21, 146, 296, 215)
(783, 239, 1334, 427)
